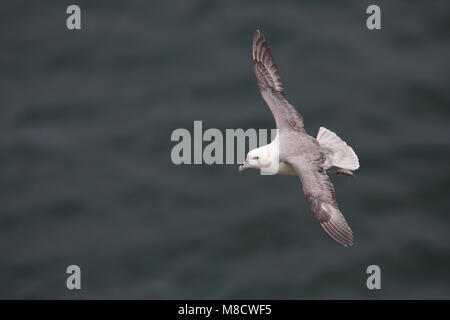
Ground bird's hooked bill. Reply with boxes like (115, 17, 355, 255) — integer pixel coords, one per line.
(238, 160, 249, 172)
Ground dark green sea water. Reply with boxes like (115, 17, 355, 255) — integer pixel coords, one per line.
(1, 0, 449, 299)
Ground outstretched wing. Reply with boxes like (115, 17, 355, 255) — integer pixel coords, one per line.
(287, 156, 354, 247)
(252, 30, 305, 132)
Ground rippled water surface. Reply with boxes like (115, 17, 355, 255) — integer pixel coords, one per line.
(1, 0, 449, 299)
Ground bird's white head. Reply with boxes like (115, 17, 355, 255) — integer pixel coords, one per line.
(239, 146, 272, 172)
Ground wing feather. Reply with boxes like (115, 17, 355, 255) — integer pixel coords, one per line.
(287, 157, 354, 247)
(252, 30, 305, 132)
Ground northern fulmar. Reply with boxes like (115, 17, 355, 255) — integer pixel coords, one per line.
(239, 30, 360, 247)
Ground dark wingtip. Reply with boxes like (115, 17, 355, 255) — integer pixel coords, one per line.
(254, 30, 264, 43)
(251, 29, 284, 92)
(252, 30, 267, 62)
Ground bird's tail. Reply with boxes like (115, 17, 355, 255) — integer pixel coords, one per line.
(317, 127, 359, 171)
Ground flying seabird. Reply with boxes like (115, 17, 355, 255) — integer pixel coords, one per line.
(239, 30, 360, 247)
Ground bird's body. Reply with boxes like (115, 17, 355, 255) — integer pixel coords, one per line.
(240, 30, 360, 247)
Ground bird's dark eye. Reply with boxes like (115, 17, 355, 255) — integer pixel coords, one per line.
(253, 156, 259, 160)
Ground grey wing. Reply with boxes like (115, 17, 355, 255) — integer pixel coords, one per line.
(287, 157, 354, 247)
(252, 30, 305, 132)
